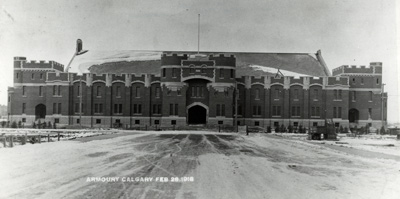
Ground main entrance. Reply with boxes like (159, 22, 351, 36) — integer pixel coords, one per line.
(35, 104, 46, 120)
(348, 108, 359, 123)
(188, 105, 207, 124)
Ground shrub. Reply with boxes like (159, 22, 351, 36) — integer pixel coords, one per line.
(267, 126, 271, 133)
(48, 121, 52, 128)
(32, 122, 36, 128)
(380, 126, 386, 135)
(18, 121, 22, 128)
(1, 121, 5, 128)
(280, 124, 286, 133)
(275, 126, 280, 133)
(11, 121, 17, 128)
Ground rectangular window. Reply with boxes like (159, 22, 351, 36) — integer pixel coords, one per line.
(313, 122, 318, 127)
(58, 85, 61, 96)
(172, 68, 177, 78)
(333, 107, 337, 118)
(297, 107, 300, 116)
(77, 119, 80, 124)
(230, 69, 234, 78)
(53, 85, 57, 95)
(352, 91, 356, 101)
(155, 87, 160, 98)
(274, 122, 279, 127)
(94, 104, 99, 113)
(53, 103, 56, 114)
(154, 120, 160, 125)
(170, 104, 173, 115)
(22, 103, 26, 114)
(162, 68, 166, 77)
(135, 120, 140, 125)
(135, 86, 141, 98)
(369, 91, 373, 101)
(338, 107, 342, 118)
(75, 103, 79, 113)
(238, 105, 242, 115)
(219, 68, 224, 78)
(273, 106, 281, 116)
(158, 105, 161, 114)
(275, 89, 279, 99)
(54, 118, 59, 123)
(217, 104, 221, 116)
(114, 104, 118, 114)
(171, 120, 176, 125)
(222, 104, 225, 116)
(40, 73, 43, 80)
(119, 104, 122, 113)
(77, 85, 80, 97)
(314, 89, 318, 100)
(31, 73, 34, 79)
(338, 90, 342, 99)
(361, 78, 364, 84)
(294, 89, 299, 99)
(96, 86, 101, 97)
(39, 86, 43, 96)
(255, 121, 260, 126)
(96, 119, 101, 124)
(294, 122, 298, 127)
(255, 89, 260, 100)
(218, 121, 223, 125)
(116, 86, 121, 97)
(16, 73, 19, 79)
(22, 86, 26, 96)
(368, 108, 372, 118)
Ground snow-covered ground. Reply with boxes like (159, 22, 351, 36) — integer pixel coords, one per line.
(0, 131, 399, 199)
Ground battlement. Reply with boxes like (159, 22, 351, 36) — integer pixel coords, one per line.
(161, 53, 189, 66)
(332, 62, 382, 76)
(14, 57, 64, 71)
(208, 54, 236, 67)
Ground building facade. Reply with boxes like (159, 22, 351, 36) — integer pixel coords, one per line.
(7, 53, 387, 129)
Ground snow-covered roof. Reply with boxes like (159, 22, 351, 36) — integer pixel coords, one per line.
(68, 50, 330, 77)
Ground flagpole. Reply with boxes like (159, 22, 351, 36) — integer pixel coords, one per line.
(198, 14, 200, 54)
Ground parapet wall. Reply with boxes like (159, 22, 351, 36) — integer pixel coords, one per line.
(14, 57, 64, 71)
(332, 62, 382, 76)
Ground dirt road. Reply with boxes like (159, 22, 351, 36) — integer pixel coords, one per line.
(1, 132, 399, 199)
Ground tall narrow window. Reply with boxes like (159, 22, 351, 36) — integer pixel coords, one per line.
(338, 107, 342, 118)
(95, 104, 99, 113)
(96, 86, 101, 97)
(219, 68, 224, 78)
(230, 69, 234, 78)
(314, 89, 318, 100)
(40, 73, 43, 80)
(297, 107, 300, 116)
(172, 68, 177, 78)
(175, 104, 178, 116)
(39, 86, 43, 96)
(162, 68, 166, 77)
(368, 108, 372, 118)
(58, 85, 61, 96)
(116, 86, 121, 97)
(170, 104, 173, 115)
(361, 78, 364, 84)
(338, 90, 342, 99)
(316, 107, 320, 116)
(22, 103, 26, 114)
(31, 73, 34, 79)
(53, 85, 57, 95)
(135, 86, 141, 98)
(352, 91, 356, 101)
(22, 86, 26, 96)
(311, 107, 315, 116)
(222, 104, 225, 116)
(75, 103, 79, 113)
(53, 103, 57, 114)
(119, 104, 122, 113)
(255, 89, 260, 100)
(155, 87, 160, 98)
(369, 91, 373, 101)
(217, 104, 221, 116)
(294, 89, 299, 99)
(333, 107, 337, 118)
(334, 90, 337, 99)
(16, 73, 19, 79)
(77, 86, 80, 97)
(99, 104, 103, 113)
(376, 78, 379, 85)
(275, 89, 279, 99)
(238, 105, 242, 115)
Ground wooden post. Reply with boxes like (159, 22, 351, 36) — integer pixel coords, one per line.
(47, 134, 50, 142)
(58, 133, 60, 141)
(21, 135, 26, 145)
(2, 136, 6, 148)
(38, 135, 41, 144)
(9, 136, 14, 148)
(24, 133, 27, 145)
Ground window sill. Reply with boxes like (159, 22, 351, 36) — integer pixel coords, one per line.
(333, 100, 342, 101)
(132, 113, 142, 116)
(53, 95, 62, 97)
(311, 116, 320, 118)
(274, 99, 280, 101)
(293, 99, 299, 101)
(313, 99, 319, 101)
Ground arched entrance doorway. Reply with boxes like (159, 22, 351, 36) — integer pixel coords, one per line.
(348, 108, 359, 123)
(188, 105, 207, 124)
(35, 104, 46, 120)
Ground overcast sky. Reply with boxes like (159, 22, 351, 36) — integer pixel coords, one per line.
(0, 0, 399, 123)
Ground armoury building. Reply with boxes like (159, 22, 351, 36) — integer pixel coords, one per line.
(7, 50, 387, 129)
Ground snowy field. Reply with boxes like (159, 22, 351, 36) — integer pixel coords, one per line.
(0, 131, 399, 199)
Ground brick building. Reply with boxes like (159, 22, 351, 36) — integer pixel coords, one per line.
(7, 51, 387, 129)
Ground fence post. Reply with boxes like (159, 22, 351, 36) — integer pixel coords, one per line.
(21, 135, 26, 145)
(38, 135, 41, 144)
(58, 133, 60, 141)
(24, 133, 27, 145)
(47, 134, 50, 142)
(9, 136, 14, 148)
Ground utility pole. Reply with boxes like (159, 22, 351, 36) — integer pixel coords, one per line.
(381, 83, 386, 133)
(234, 82, 238, 132)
